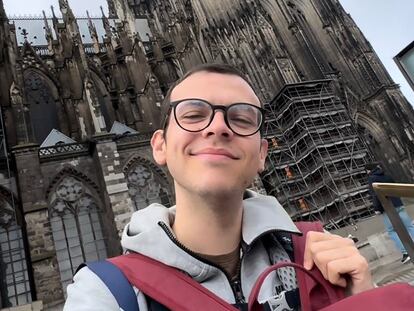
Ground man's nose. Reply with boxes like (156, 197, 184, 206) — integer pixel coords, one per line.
(202, 110, 233, 138)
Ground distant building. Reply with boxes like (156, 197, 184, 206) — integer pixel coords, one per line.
(394, 40, 414, 92)
(1, 0, 414, 309)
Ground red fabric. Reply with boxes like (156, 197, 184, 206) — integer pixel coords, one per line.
(248, 261, 339, 311)
(249, 221, 414, 311)
(109, 253, 238, 311)
(319, 283, 414, 310)
(108, 221, 414, 311)
(293, 222, 346, 309)
(248, 261, 414, 311)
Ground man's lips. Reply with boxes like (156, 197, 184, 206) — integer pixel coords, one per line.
(190, 148, 239, 159)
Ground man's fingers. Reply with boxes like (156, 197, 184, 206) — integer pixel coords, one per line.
(302, 231, 373, 294)
(303, 234, 314, 270)
(312, 246, 357, 278)
(326, 261, 347, 288)
(303, 231, 352, 270)
(325, 255, 369, 288)
(303, 231, 324, 269)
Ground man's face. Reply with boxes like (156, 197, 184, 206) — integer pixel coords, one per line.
(151, 71, 268, 198)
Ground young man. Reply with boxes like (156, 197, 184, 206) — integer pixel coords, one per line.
(366, 163, 414, 263)
(64, 64, 373, 310)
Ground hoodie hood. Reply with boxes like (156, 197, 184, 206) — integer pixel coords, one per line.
(121, 190, 300, 282)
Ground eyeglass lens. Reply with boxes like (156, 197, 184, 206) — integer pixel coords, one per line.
(174, 99, 262, 136)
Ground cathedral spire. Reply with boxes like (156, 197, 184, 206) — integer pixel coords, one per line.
(106, 0, 117, 19)
(101, 5, 112, 40)
(57, 0, 83, 50)
(87, 11, 97, 36)
(87, 10, 100, 53)
(58, 0, 76, 25)
(42, 10, 53, 46)
(50, 5, 62, 45)
(50, 5, 58, 26)
(0, 0, 7, 21)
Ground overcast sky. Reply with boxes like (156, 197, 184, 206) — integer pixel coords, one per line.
(3, 0, 414, 105)
(4, 0, 108, 18)
(340, 0, 414, 105)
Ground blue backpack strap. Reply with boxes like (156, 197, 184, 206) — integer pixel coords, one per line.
(85, 260, 139, 311)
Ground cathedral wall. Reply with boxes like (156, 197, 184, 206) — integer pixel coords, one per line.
(116, 137, 175, 208)
(93, 136, 135, 236)
(40, 157, 100, 194)
(3, 0, 414, 308)
(117, 140, 171, 184)
(118, 143, 154, 165)
(26, 210, 64, 304)
(363, 91, 414, 180)
(260, 0, 324, 81)
(42, 152, 122, 256)
(13, 147, 46, 214)
(299, 1, 381, 95)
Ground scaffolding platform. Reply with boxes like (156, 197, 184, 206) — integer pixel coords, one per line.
(262, 80, 374, 228)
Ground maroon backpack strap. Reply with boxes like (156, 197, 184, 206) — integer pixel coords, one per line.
(292, 221, 345, 310)
(248, 261, 340, 311)
(109, 253, 239, 311)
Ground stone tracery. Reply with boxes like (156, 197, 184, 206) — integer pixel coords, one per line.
(126, 162, 171, 210)
(49, 176, 107, 294)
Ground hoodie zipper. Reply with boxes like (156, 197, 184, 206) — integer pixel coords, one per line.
(158, 221, 301, 304)
(229, 227, 302, 305)
(158, 221, 246, 303)
(230, 245, 246, 304)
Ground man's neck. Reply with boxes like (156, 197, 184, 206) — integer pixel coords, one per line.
(172, 186, 244, 255)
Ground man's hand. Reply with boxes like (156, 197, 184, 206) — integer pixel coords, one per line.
(303, 231, 374, 295)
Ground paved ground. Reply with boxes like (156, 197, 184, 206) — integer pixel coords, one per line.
(369, 250, 414, 286)
(332, 197, 414, 287)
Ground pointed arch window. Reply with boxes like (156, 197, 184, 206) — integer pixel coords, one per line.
(0, 198, 31, 308)
(49, 176, 107, 293)
(126, 162, 171, 210)
(24, 70, 60, 143)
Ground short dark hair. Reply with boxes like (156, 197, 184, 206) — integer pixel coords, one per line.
(160, 63, 260, 131)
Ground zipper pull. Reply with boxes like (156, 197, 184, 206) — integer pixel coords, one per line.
(231, 280, 246, 303)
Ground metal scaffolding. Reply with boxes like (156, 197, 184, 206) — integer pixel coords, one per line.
(262, 80, 374, 229)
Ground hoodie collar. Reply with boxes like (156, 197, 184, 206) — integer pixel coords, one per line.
(122, 190, 300, 253)
(241, 190, 300, 245)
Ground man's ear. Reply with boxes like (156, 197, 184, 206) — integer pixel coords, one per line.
(151, 129, 167, 165)
(258, 138, 268, 173)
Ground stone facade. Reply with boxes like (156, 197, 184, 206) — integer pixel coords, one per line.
(0, 0, 413, 309)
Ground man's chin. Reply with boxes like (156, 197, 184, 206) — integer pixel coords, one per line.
(196, 183, 244, 199)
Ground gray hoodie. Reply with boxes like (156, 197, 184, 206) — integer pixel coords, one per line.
(64, 191, 301, 310)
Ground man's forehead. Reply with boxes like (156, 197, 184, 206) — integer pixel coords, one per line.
(170, 71, 260, 105)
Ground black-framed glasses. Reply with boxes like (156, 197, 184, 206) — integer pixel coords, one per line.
(167, 98, 264, 136)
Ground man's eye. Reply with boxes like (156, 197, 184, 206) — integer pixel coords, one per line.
(180, 111, 209, 122)
(183, 114, 204, 119)
(230, 115, 255, 126)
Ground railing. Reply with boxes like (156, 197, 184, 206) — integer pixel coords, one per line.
(373, 183, 414, 264)
(115, 132, 153, 147)
(39, 142, 89, 158)
(29, 44, 107, 57)
(84, 45, 96, 54)
(33, 45, 50, 56)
